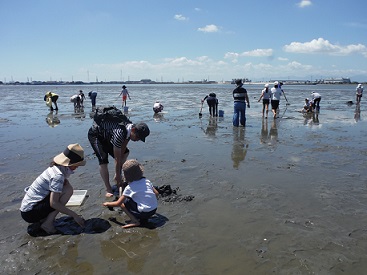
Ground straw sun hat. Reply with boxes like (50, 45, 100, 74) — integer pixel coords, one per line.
(53, 143, 86, 167)
(123, 159, 144, 182)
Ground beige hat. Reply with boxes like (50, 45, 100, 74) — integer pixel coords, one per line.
(123, 159, 144, 182)
(53, 143, 86, 167)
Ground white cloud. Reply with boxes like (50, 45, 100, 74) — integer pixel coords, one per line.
(174, 14, 188, 21)
(224, 49, 273, 63)
(241, 49, 273, 57)
(278, 57, 289, 61)
(298, 0, 312, 8)
(198, 24, 219, 33)
(283, 38, 367, 56)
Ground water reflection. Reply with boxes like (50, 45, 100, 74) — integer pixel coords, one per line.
(73, 107, 86, 120)
(260, 118, 269, 144)
(153, 112, 165, 122)
(354, 104, 361, 122)
(46, 111, 60, 127)
(269, 119, 278, 147)
(231, 127, 248, 169)
(303, 112, 320, 126)
(100, 229, 160, 273)
(204, 117, 218, 138)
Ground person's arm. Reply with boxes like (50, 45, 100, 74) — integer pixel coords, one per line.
(127, 90, 131, 100)
(103, 195, 126, 207)
(201, 95, 208, 103)
(49, 191, 85, 227)
(258, 91, 264, 102)
(113, 144, 124, 186)
(245, 92, 250, 108)
(153, 187, 159, 198)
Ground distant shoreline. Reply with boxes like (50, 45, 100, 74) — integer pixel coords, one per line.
(0, 81, 363, 86)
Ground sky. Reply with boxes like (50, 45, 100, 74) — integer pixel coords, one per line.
(1, 0, 367, 83)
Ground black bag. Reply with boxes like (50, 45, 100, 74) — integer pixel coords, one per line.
(94, 106, 132, 126)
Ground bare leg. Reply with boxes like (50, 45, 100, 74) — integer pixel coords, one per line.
(41, 180, 73, 233)
(99, 164, 113, 197)
(113, 150, 129, 188)
(120, 204, 140, 228)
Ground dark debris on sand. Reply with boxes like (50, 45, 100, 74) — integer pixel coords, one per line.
(154, 185, 195, 203)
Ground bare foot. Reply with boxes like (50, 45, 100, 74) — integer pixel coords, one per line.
(41, 223, 58, 234)
(105, 192, 114, 198)
(122, 222, 140, 229)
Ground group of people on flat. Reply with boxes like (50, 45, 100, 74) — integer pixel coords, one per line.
(22, 85, 158, 233)
(201, 79, 288, 125)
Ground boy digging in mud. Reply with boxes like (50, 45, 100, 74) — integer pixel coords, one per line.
(103, 159, 158, 228)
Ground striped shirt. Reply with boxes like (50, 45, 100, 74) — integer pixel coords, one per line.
(233, 87, 248, 102)
(95, 121, 130, 148)
(20, 165, 67, 212)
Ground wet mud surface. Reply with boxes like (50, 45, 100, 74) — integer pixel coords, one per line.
(1, 84, 367, 274)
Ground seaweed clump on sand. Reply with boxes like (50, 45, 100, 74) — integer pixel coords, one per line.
(154, 185, 194, 203)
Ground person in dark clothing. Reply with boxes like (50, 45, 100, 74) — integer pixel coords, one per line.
(202, 93, 218, 117)
(232, 79, 250, 126)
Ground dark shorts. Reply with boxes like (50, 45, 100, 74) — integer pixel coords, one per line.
(263, 99, 270, 105)
(88, 127, 129, 165)
(271, 100, 280, 110)
(206, 97, 217, 107)
(20, 194, 54, 223)
(125, 198, 156, 221)
(51, 95, 59, 102)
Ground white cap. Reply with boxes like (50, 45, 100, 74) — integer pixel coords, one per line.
(264, 84, 269, 88)
(274, 81, 279, 86)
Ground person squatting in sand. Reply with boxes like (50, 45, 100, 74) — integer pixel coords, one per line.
(20, 144, 86, 234)
(44, 91, 59, 111)
(88, 115, 150, 198)
(201, 93, 219, 117)
(103, 159, 159, 228)
(258, 83, 271, 118)
(153, 101, 164, 113)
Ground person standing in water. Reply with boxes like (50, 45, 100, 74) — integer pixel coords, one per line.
(270, 81, 286, 119)
(232, 79, 250, 126)
(88, 91, 98, 109)
(356, 84, 363, 104)
(119, 85, 131, 107)
(258, 84, 271, 118)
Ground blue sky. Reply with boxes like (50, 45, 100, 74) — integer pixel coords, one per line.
(1, 0, 367, 83)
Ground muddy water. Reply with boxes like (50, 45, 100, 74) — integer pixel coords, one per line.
(1, 84, 367, 274)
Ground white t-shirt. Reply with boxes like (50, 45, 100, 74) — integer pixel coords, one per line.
(270, 87, 282, 100)
(20, 166, 67, 212)
(123, 178, 157, 212)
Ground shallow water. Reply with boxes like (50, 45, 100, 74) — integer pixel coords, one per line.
(1, 84, 367, 274)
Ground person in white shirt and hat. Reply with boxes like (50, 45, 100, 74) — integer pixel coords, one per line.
(356, 84, 363, 104)
(20, 144, 86, 234)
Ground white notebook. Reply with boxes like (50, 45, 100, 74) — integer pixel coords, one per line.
(66, 190, 88, 206)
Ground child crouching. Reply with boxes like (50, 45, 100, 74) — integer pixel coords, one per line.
(103, 159, 159, 228)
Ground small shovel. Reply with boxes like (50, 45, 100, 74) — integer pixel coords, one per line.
(199, 102, 203, 118)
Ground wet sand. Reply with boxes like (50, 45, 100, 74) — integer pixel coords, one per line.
(1, 84, 367, 274)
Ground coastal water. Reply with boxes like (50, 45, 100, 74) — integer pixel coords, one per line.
(1, 83, 367, 274)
